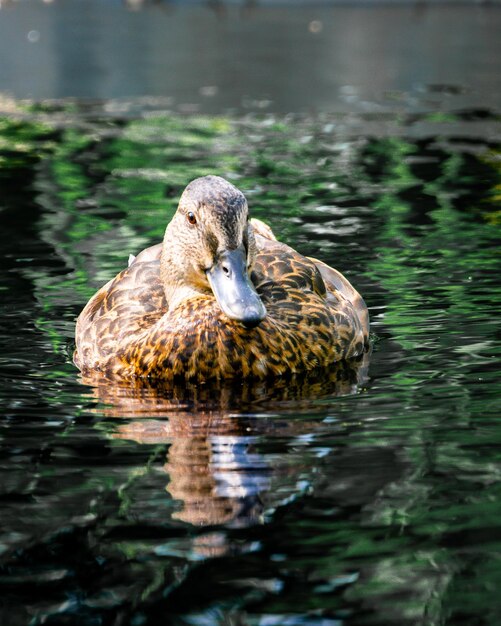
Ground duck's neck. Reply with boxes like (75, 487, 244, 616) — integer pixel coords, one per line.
(160, 235, 208, 311)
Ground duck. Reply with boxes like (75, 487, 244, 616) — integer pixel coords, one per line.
(74, 175, 369, 381)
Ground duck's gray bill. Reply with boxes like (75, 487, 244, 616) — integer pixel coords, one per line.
(206, 246, 266, 329)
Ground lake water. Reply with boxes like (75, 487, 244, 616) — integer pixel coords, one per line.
(1, 3, 501, 625)
(1, 98, 499, 626)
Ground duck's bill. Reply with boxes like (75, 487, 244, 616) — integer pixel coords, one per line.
(206, 247, 266, 329)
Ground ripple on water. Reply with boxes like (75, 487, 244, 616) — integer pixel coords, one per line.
(0, 102, 500, 625)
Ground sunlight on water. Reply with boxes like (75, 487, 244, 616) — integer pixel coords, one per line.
(0, 100, 500, 625)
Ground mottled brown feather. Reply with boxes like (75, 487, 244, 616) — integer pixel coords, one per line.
(74, 177, 369, 382)
(75, 232, 368, 381)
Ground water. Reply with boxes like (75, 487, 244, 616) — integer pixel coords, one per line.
(0, 98, 500, 626)
(2, 2, 501, 115)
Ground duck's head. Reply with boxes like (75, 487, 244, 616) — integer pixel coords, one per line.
(161, 175, 266, 329)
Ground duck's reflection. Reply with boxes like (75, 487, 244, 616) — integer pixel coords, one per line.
(84, 354, 370, 527)
(113, 412, 283, 527)
(166, 430, 267, 526)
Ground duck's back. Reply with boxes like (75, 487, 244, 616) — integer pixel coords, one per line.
(74, 235, 368, 381)
(74, 247, 166, 373)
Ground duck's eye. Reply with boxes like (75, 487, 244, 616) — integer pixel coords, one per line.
(187, 211, 197, 225)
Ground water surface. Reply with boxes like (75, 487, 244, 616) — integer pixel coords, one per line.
(0, 99, 500, 625)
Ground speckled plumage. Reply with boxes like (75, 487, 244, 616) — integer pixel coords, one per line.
(74, 176, 369, 381)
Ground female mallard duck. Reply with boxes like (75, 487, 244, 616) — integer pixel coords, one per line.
(74, 175, 369, 381)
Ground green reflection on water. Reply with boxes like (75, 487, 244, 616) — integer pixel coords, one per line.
(1, 104, 500, 625)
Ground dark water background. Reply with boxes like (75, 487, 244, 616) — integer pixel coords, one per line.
(1, 2, 501, 626)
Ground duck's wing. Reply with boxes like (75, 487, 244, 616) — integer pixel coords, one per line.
(74, 256, 166, 372)
(250, 218, 277, 241)
(253, 231, 369, 346)
(309, 257, 369, 342)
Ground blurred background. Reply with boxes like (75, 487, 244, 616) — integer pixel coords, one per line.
(1, 0, 500, 114)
